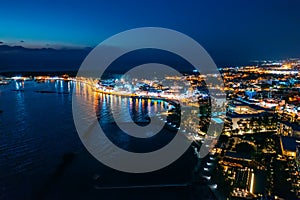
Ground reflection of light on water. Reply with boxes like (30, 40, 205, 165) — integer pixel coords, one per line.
(102, 94, 107, 109)
(15, 84, 27, 132)
(60, 80, 63, 92)
(139, 99, 142, 113)
(15, 82, 19, 90)
(74, 83, 168, 124)
(67, 82, 70, 92)
(113, 93, 116, 105)
(55, 80, 58, 90)
(147, 99, 151, 112)
(15, 81, 23, 90)
(154, 100, 157, 113)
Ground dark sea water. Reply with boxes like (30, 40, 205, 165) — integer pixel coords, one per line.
(0, 80, 215, 200)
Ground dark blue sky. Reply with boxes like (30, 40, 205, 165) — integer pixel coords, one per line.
(1, 0, 300, 66)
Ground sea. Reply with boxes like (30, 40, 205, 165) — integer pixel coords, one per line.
(0, 80, 216, 200)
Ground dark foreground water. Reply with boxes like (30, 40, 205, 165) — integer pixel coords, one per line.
(0, 80, 215, 200)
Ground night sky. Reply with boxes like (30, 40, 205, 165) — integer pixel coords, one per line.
(0, 0, 300, 69)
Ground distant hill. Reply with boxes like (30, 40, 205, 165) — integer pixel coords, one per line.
(0, 45, 91, 72)
(0, 44, 227, 74)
